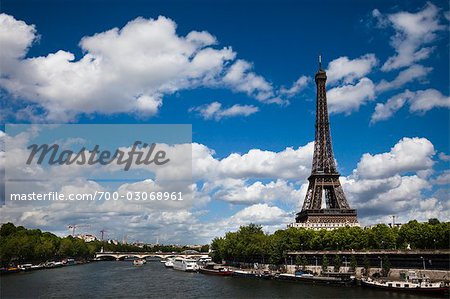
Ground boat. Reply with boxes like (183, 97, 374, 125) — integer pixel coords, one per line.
(164, 258, 174, 268)
(361, 271, 449, 295)
(172, 257, 199, 272)
(232, 269, 258, 278)
(0, 267, 21, 274)
(133, 259, 145, 266)
(256, 270, 273, 279)
(199, 263, 233, 276)
(44, 261, 64, 268)
(18, 263, 45, 271)
(277, 272, 354, 285)
(18, 264, 33, 271)
(30, 264, 45, 271)
(63, 258, 77, 266)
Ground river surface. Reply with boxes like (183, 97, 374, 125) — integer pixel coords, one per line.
(0, 261, 443, 299)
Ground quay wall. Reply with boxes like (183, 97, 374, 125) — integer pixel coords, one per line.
(262, 265, 450, 282)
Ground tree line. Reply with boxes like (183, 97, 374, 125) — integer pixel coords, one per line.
(210, 219, 450, 265)
(0, 223, 208, 266)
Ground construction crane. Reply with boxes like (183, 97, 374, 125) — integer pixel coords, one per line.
(67, 224, 90, 236)
(100, 229, 108, 241)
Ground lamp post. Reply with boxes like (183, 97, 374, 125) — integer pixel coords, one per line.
(420, 256, 425, 270)
(343, 256, 348, 272)
(313, 255, 318, 272)
(378, 256, 382, 271)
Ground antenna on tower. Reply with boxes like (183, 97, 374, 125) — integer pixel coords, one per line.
(318, 54, 323, 70)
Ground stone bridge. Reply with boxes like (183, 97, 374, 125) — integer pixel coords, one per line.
(95, 251, 210, 260)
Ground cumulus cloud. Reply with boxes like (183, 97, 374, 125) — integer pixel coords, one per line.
(371, 89, 450, 123)
(326, 54, 378, 84)
(344, 175, 431, 217)
(0, 14, 307, 121)
(374, 3, 445, 71)
(438, 152, 450, 161)
(279, 75, 310, 97)
(341, 136, 448, 222)
(327, 77, 376, 114)
(190, 101, 259, 120)
(375, 64, 432, 92)
(222, 60, 276, 103)
(432, 171, 450, 185)
(226, 203, 290, 226)
(215, 142, 314, 180)
(213, 179, 302, 205)
(354, 137, 435, 179)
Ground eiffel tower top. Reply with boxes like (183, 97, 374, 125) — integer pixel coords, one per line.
(315, 55, 327, 81)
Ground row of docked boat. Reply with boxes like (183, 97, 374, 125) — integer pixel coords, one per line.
(1, 259, 79, 274)
(161, 259, 449, 296)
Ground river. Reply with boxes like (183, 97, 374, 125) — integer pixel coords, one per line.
(0, 261, 442, 298)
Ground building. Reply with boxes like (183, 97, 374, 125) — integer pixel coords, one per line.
(77, 234, 97, 242)
(289, 57, 359, 230)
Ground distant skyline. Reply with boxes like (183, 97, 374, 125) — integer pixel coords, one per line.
(0, 0, 449, 244)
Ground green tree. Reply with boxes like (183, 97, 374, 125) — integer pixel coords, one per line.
(333, 254, 342, 272)
(428, 218, 440, 225)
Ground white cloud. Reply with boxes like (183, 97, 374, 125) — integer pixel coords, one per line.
(340, 136, 448, 222)
(344, 175, 436, 221)
(280, 75, 310, 97)
(374, 3, 445, 71)
(216, 142, 314, 180)
(327, 77, 376, 114)
(0, 14, 306, 121)
(224, 203, 290, 228)
(213, 179, 302, 205)
(371, 89, 450, 123)
(0, 14, 36, 71)
(326, 54, 378, 84)
(222, 59, 276, 103)
(376, 64, 432, 92)
(354, 137, 435, 179)
(438, 152, 450, 161)
(190, 101, 259, 120)
(432, 170, 450, 185)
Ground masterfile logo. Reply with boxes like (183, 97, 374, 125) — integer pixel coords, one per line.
(2, 124, 192, 206)
(26, 141, 170, 171)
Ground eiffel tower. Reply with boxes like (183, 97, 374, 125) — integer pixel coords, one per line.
(290, 57, 358, 230)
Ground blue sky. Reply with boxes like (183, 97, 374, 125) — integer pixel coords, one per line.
(0, 0, 449, 244)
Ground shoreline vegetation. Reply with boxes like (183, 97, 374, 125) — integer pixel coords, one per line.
(1, 219, 448, 271)
(0, 223, 208, 268)
(210, 220, 450, 265)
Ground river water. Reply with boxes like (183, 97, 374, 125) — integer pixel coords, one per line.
(0, 261, 442, 299)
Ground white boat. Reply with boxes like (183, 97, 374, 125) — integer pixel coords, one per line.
(172, 257, 199, 272)
(361, 271, 449, 295)
(164, 258, 174, 268)
(133, 259, 145, 266)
